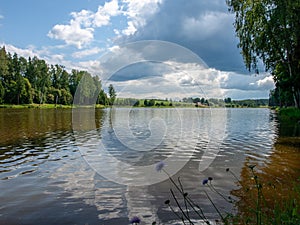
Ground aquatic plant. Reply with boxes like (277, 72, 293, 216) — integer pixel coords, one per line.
(153, 162, 300, 225)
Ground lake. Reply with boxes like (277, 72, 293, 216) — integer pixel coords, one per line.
(0, 107, 299, 224)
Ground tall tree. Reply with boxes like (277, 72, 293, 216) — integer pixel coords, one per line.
(108, 84, 116, 106)
(75, 71, 96, 104)
(69, 69, 84, 97)
(25, 56, 50, 103)
(0, 47, 7, 103)
(0, 47, 9, 82)
(226, 0, 300, 108)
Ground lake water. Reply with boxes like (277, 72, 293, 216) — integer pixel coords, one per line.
(0, 108, 299, 225)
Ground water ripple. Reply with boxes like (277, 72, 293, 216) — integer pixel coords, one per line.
(0, 108, 283, 224)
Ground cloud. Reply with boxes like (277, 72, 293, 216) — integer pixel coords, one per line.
(93, 0, 121, 27)
(102, 0, 120, 17)
(120, 0, 163, 36)
(3, 0, 274, 100)
(78, 60, 103, 76)
(2, 43, 89, 73)
(119, 0, 245, 73)
(122, 21, 137, 36)
(104, 57, 274, 100)
(48, 0, 121, 48)
(72, 47, 103, 58)
(48, 22, 94, 49)
(256, 75, 275, 90)
(3, 44, 37, 59)
(105, 60, 224, 99)
(220, 72, 275, 91)
(182, 11, 233, 41)
(110, 61, 173, 81)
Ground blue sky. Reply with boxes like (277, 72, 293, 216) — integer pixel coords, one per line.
(0, 0, 274, 100)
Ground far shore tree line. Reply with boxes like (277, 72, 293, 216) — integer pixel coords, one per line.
(113, 96, 268, 108)
(0, 47, 117, 106)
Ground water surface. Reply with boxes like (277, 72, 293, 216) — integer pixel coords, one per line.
(0, 108, 299, 224)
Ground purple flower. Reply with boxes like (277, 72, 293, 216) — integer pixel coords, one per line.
(202, 179, 208, 185)
(155, 161, 165, 172)
(130, 216, 141, 224)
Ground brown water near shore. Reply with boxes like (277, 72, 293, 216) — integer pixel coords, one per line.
(232, 136, 300, 223)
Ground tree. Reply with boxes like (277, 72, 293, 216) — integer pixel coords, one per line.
(193, 97, 201, 103)
(76, 71, 96, 105)
(0, 46, 111, 106)
(0, 47, 7, 103)
(0, 81, 4, 104)
(98, 89, 108, 105)
(93, 76, 102, 101)
(148, 99, 155, 106)
(200, 97, 205, 104)
(108, 84, 116, 105)
(144, 99, 148, 106)
(69, 69, 84, 97)
(25, 57, 50, 104)
(0, 47, 9, 79)
(226, 0, 300, 108)
(12, 53, 25, 104)
(225, 97, 232, 104)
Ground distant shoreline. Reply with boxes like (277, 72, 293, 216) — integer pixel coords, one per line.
(0, 103, 270, 109)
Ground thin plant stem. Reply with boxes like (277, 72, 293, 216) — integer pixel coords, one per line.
(178, 177, 190, 219)
(249, 167, 262, 225)
(228, 170, 242, 186)
(163, 169, 208, 222)
(170, 188, 194, 225)
(168, 202, 187, 225)
(208, 182, 234, 203)
(204, 190, 225, 222)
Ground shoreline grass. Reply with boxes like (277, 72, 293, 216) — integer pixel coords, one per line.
(0, 103, 274, 109)
(0, 103, 108, 109)
(276, 107, 300, 122)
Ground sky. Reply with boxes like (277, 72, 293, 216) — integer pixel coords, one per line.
(0, 0, 275, 100)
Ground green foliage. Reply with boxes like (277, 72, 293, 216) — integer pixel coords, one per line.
(108, 84, 116, 105)
(226, 0, 300, 108)
(113, 98, 140, 106)
(278, 107, 300, 122)
(76, 72, 97, 105)
(227, 99, 269, 108)
(0, 46, 111, 107)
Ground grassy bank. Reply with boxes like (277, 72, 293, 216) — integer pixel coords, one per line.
(0, 104, 71, 109)
(277, 107, 300, 122)
(0, 104, 106, 109)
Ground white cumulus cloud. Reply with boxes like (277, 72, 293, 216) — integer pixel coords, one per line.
(48, 21, 94, 49)
(121, 0, 163, 36)
(48, 0, 121, 48)
(72, 47, 103, 58)
(256, 75, 275, 90)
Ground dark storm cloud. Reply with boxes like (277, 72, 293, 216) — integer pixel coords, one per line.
(109, 61, 173, 81)
(119, 0, 247, 73)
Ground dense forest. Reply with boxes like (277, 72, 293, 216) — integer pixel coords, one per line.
(0, 46, 113, 106)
